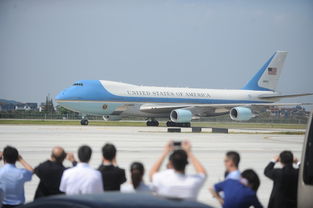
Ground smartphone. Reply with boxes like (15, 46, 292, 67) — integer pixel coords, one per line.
(173, 141, 182, 147)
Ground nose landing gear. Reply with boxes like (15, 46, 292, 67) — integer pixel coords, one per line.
(80, 118, 89, 125)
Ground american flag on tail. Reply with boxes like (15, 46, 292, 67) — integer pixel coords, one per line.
(268, 67, 277, 75)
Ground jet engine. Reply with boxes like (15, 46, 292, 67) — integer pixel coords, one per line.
(170, 109, 192, 123)
(229, 107, 254, 121)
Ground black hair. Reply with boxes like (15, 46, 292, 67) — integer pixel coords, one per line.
(3, 146, 19, 164)
(226, 151, 240, 168)
(78, 145, 92, 163)
(241, 169, 260, 192)
(102, 143, 116, 161)
(130, 162, 145, 189)
(280, 150, 294, 165)
(169, 150, 188, 172)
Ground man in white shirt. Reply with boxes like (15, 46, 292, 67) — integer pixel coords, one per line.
(60, 145, 103, 195)
(149, 141, 207, 201)
(224, 151, 241, 180)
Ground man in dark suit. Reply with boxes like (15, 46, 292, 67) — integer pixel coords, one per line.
(33, 146, 77, 199)
(264, 150, 299, 208)
(98, 143, 126, 191)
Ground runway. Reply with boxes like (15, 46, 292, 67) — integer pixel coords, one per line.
(0, 125, 305, 207)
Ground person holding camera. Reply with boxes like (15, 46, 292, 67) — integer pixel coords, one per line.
(149, 140, 207, 201)
(264, 150, 299, 208)
(0, 146, 33, 208)
(33, 146, 77, 199)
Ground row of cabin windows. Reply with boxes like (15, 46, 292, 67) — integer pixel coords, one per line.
(73, 83, 83, 86)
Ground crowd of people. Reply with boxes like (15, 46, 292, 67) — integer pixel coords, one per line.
(0, 141, 300, 208)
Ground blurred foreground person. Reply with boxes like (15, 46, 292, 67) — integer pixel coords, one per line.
(60, 145, 103, 195)
(98, 143, 126, 191)
(33, 146, 77, 199)
(0, 187, 3, 208)
(0, 151, 3, 208)
(264, 151, 299, 208)
(0, 146, 33, 208)
(149, 141, 207, 200)
(224, 151, 241, 180)
(121, 162, 152, 193)
(210, 169, 263, 208)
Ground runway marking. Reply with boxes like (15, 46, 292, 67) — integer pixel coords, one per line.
(138, 130, 305, 135)
(263, 136, 304, 144)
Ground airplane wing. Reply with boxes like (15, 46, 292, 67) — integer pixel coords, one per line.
(258, 93, 313, 99)
(140, 102, 312, 116)
(140, 103, 190, 114)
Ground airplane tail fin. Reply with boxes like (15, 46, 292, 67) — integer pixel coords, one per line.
(242, 51, 288, 91)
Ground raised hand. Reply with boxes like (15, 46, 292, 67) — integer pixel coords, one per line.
(182, 140, 192, 153)
(66, 152, 76, 162)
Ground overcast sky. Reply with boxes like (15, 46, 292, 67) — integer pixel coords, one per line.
(0, 0, 312, 106)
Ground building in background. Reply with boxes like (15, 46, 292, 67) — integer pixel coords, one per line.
(0, 99, 39, 112)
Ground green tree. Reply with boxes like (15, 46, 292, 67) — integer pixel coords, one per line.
(42, 95, 55, 113)
(56, 105, 75, 115)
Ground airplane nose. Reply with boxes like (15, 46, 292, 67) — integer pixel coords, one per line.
(55, 90, 66, 101)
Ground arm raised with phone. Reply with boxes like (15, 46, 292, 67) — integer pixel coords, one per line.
(149, 140, 207, 200)
(149, 140, 207, 180)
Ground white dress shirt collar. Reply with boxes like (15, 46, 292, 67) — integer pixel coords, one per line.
(77, 162, 90, 168)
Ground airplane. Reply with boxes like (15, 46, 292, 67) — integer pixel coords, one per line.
(55, 51, 312, 126)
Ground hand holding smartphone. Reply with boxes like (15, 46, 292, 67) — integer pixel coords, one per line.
(173, 141, 182, 147)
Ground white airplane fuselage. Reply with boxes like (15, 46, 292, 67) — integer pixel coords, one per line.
(55, 51, 311, 126)
(56, 80, 276, 118)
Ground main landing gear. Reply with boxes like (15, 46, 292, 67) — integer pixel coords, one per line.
(80, 118, 89, 125)
(146, 120, 159, 126)
(166, 121, 191, 127)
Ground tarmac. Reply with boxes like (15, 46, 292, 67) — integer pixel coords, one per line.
(0, 125, 305, 207)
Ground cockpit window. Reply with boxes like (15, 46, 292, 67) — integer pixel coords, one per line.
(73, 83, 83, 86)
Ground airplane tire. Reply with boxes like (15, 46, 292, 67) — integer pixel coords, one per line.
(181, 123, 191, 127)
(166, 121, 172, 127)
(81, 119, 89, 126)
(147, 120, 159, 126)
(166, 121, 176, 127)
